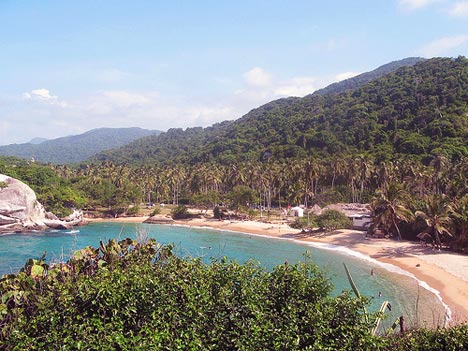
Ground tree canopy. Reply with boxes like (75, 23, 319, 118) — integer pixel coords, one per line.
(94, 57, 468, 166)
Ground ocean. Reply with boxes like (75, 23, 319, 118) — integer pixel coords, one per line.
(0, 222, 448, 330)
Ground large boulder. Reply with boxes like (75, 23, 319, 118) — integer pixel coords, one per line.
(0, 174, 83, 233)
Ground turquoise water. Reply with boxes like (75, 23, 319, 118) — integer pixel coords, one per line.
(0, 222, 447, 329)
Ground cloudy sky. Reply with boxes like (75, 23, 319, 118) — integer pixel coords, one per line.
(1, 0, 468, 145)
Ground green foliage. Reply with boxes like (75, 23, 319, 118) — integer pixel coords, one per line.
(94, 57, 468, 166)
(289, 215, 317, 231)
(0, 181, 7, 190)
(171, 205, 190, 219)
(126, 205, 140, 216)
(385, 324, 468, 350)
(317, 209, 352, 232)
(314, 57, 425, 96)
(150, 206, 162, 216)
(192, 190, 220, 210)
(0, 157, 86, 217)
(1, 239, 468, 349)
(0, 240, 386, 350)
(227, 185, 258, 212)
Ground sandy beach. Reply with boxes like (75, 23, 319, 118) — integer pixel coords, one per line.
(87, 215, 468, 324)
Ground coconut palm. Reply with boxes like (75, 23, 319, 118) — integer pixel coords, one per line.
(415, 194, 453, 250)
(450, 195, 468, 250)
(370, 182, 413, 240)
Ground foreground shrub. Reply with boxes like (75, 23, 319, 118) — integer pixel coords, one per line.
(385, 324, 468, 350)
(0, 239, 385, 350)
(1, 239, 467, 350)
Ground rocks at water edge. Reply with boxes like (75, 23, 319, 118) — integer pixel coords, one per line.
(143, 214, 175, 224)
(0, 174, 84, 233)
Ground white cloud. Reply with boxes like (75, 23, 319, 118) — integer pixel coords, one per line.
(273, 77, 319, 97)
(398, 0, 441, 11)
(243, 67, 273, 87)
(418, 34, 468, 56)
(335, 71, 361, 81)
(22, 88, 57, 102)
(448, 1, 468, 17)
(22, 88, 68, 108)
(186, 106, 234, 126)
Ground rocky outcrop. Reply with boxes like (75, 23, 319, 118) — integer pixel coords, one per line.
(0, 174, 84, 233)
(143, 215, 175, 224)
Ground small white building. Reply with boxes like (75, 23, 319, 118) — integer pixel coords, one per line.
(348, 214, 371, 230)
(291, 206, 304, 217)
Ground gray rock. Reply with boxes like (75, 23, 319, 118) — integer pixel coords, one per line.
(0, 174, 84, 233)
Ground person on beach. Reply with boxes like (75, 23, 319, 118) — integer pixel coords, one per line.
(371, 268, 374, 276)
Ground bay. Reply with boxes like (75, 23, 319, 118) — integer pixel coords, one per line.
(0, 222, 448, 329)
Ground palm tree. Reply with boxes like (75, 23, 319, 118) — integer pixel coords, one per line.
(329, 157, 346, 190)
(429, 155, 449, 195)
(370, 182, 413, 240)
(415, 194, 453, 250)
(356, 155, 372, 203)
(450, 195, 468, 250)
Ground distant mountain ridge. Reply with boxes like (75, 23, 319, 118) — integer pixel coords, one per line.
(27, 137, 49, 145)
(93, 57, 468, 165)
(0, 127, 160, 164)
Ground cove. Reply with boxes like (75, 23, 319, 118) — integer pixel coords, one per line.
(0, 222, 447, 329)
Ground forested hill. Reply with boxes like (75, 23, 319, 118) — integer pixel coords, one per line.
(312, 57, 425, 96)
(94, 57, 468, 165)
(0, 127, 160, 164)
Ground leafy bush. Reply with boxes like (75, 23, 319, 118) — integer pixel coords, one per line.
(317, 209, 352, 232)
(150, 206, 162, 216)
(126, 205, 140, 216)
(289, 215, 317, 231)
(385, 324, 468, 350)
(0, 239, 383, 350)
(171, 205, 190, 219)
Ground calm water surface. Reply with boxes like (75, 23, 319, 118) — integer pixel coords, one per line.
(0, 222, 448, 328)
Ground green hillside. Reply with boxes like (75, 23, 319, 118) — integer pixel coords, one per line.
(312, 57, 425, 96)
(0, 127, 160, 164)
(94, 57, 468, 165)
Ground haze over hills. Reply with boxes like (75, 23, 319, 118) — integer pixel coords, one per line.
(94, 57, 468, 166)
(27, 137, 49, 145)
(0, 127, 160, 164)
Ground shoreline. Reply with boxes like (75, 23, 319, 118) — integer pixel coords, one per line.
(86, 215, 468, 325)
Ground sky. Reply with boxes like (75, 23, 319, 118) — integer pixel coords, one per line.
(1, 0, 468, 145)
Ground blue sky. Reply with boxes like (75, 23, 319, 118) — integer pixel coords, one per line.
(1, 0, 468, 144)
